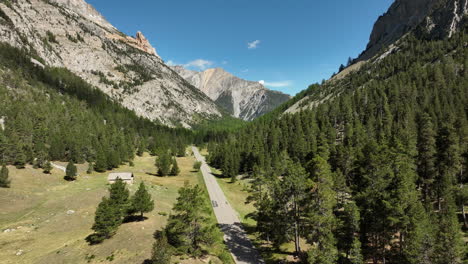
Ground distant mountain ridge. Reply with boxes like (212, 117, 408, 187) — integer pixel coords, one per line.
(0, 0, 223, 127)
(171, 66, 291, 121)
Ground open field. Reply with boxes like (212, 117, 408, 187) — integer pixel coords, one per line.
(0, 152, 223, 264)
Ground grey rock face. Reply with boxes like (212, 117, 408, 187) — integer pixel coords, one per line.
(171, 66, 290, 120)
(0, 0, 222, 127)
(358, 0, 467, 61)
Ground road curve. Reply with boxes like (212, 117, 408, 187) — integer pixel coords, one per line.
(192, 146, 264, 264)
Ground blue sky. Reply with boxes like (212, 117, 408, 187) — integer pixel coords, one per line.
(87, 0, 394, 95)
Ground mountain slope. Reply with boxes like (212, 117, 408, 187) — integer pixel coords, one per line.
(0, 0, 222, 127)
(282, 0, 467, 115)
(171, 66, 290, 121)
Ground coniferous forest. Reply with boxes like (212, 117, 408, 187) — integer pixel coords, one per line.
(0, 44, 191, 171)
(204, 25, 468, 263)
(0, 2, 467, 264)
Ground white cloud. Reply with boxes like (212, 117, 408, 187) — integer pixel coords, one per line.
(222, 60, 228, 65)
(248, 40, 261, 49)
(184, 59, 214, 70)
(259, 80, 292, 88)
(241, 69, 249, 73)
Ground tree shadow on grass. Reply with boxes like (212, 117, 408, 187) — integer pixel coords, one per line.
(123, 215, 148, 223)
(85, 233, 104, 245)
(212, 172, 225, 178)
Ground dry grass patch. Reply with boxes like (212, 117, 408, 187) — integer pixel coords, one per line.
(0, 152, 205, 264)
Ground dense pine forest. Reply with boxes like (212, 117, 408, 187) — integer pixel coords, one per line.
(205, 25, 468, 263)
(0, 44, 191, 171)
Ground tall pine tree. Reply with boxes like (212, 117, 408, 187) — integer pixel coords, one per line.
(0, 164, 10, 188)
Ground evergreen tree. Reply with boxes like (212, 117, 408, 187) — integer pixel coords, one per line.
(94, 148, 107, 172)
(108, 178, 130, 218)
(336, 202, 362, 264)
(0, 164, 10, 188)
(221, 151, 235, 181)
(170, 158, 180, 176)
(348, 238, 363, 264)
(434, 201, 464, 264)
(86, 162, 94, 174)
(151, 231, 172, 264)
(417, 113, 437, 209)
(14, 151, 26, 169)
(130, 182, 154, 219)
(108, 151, 121, 169)
(156, 152, 171, 176)
(137, 140, 146, 157)
(165, 184, 217, 256)
(193, 161, 202, 172)
(278, 159, 309, 255)
(65, 161, 77, 181)
(306, 155, 338, 264)
(435, 123, 460, 210)
(391, 142, 434, 263)
(89, 197, 121, 244)
(43, 161, 52, 174)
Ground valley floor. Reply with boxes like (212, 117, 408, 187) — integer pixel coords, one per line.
(0, 152, 220, 264)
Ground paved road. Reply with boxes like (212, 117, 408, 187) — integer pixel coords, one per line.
(192, 146, 264, 264)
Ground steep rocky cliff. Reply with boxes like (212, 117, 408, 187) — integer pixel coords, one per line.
(171, 66, 290, 120)
(0, 0, 222, 127)
(359, 0, 467, 61)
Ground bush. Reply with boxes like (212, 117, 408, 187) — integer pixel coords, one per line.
(193, 161, 202, 171)
(46, 31, 58, 43)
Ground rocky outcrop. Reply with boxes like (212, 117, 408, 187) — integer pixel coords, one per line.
(0, 0, 222, 127)
(135, 31, 157, 56)
(171, 66, 291, 120)
(106, 31, 158, 56)
(358, 0, 467, 61)
(420, 0, 468, 38)
(358, 0, 439, 61)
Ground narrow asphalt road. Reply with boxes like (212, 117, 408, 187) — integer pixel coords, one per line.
(192, 146, 264, 264)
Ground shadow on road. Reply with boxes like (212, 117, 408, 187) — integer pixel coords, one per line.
(219, 222, 264, 264)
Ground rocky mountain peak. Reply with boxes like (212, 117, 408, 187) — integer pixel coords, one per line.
(171, 66, 290, 120)
(134, 31, 158, 56)
(358, 0, 467, 61)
